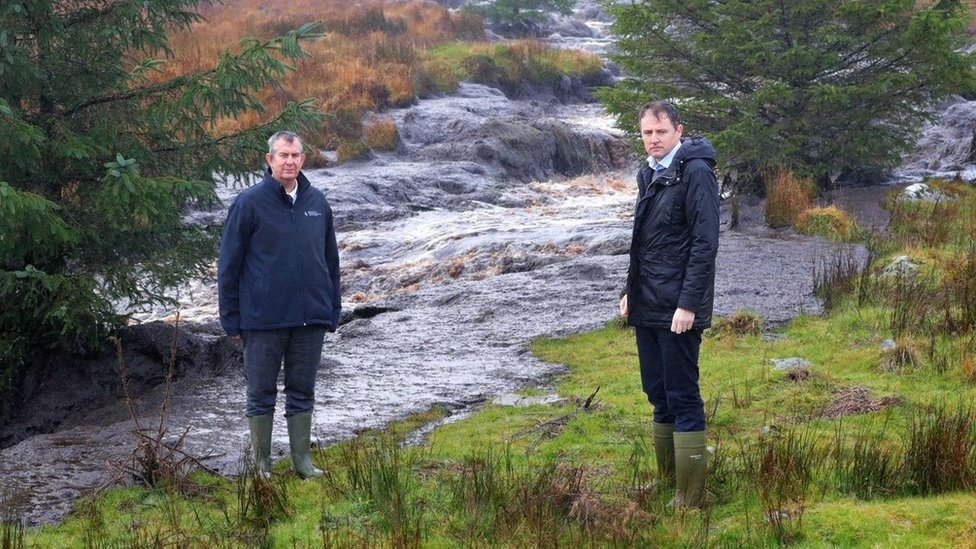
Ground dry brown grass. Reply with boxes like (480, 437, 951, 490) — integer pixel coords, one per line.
(364, 117, 400, 151)
(764, 168, 815, 227)
(158, 0, 485, 158)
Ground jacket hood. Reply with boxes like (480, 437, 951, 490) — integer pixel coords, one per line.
(639, 135, 717, 191)
(674, 136, 717, 167)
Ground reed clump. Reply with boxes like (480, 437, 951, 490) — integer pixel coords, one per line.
(764, 167, 815, 228)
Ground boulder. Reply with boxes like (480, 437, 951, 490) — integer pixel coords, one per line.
(898, 182, 951, 203)
(881, 255, 920, 278)
(772, 357, 812, 371)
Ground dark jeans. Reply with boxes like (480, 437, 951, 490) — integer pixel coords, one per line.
(635, 326, 706, 432)
(242, 326, 326, 418)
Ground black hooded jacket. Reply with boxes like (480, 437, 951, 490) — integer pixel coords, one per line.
(626, 136, 719, 329)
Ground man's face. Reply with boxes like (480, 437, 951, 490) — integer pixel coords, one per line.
(640, 112, 683, 161)
(266, 138, 305, 187)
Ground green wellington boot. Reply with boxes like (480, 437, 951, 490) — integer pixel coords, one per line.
(286, 413, 323, 479)
(673, 431, 709, 508)
(248, 415, 274, 477)
(652, 422, 676, 486)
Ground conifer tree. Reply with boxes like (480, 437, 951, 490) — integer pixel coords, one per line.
(0, 1, 321, 398)
(600, 0, 974, 188)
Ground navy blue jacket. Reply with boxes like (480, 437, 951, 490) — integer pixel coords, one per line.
(218, 168, 341, 336)
(626, 137, 719, 329)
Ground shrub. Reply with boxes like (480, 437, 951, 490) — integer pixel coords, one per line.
(886, 196, 962, 249)
(414, 58, 460, 96)
(962, 354, 976, 385)
(796, 206, 860, 241)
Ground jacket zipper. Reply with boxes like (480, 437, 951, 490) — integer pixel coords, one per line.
(290, 194, 308, 327)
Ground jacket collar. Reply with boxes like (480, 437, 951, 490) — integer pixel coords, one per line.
(263, 166, 311, 203)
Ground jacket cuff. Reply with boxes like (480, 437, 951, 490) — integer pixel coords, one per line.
(676, 294, 699, 313)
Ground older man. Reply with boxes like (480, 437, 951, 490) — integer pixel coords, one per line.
(620, 101, 719, 507)
(218, 131, 341, 478)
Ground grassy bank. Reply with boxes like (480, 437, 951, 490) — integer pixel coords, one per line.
(12, 180, 976, 546)
(17, 311, 976, 547)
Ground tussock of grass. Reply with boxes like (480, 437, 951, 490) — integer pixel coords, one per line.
(796, 206, 860, 241)
(363, 118, 400, 151)
(711, 309, 764, 336)
(764, 167, 815, 227)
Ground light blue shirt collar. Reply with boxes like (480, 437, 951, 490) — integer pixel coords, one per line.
(647, 140, 682, 172)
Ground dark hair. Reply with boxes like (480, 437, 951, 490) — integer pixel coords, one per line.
(267, 130, 304, 155)
(637, 101, 681, 129)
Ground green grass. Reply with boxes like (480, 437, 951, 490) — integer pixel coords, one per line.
(426, 40, 605, 94)
(18, 180, 976, 546)
(20, 306, 976, 547)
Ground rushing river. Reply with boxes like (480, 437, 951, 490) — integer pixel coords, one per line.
(1, 0, 961, 526)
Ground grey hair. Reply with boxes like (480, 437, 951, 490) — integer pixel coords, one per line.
(267, 131, 304, 155)
(638, 101, 681, 129)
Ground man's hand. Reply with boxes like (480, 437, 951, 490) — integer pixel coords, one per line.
(619, 294, 629, 317)
(671, 308, 695, 334)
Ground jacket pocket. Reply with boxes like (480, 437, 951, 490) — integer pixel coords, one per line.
(638, 260, 683, 311)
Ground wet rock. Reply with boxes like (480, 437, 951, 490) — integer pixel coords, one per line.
(428, 117, 628, 182)
(897, 97, 976, 181)
(898, 182, 951, 203)
(772, 357, 812, 372)
(336, 318, 373, 339)
(550, 19, 595, 38)
(393, 83, 628, 183)
(493, 393, 566, 407)
(881, 255, 920, 278)
(832, 166, 890, 187)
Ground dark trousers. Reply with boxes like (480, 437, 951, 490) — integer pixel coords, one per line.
(635, 326, 706, 432)
(242, 326, 326, 418)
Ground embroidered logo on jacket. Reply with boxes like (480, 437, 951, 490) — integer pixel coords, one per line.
(305, 211, 323, 217)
